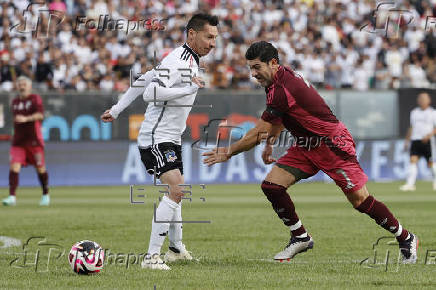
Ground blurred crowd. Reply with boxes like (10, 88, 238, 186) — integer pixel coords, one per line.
(0, 0, 436, 92)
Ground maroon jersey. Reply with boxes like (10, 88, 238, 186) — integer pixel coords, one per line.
(261, 66, 340, 138)
(11, 94, 44, 147)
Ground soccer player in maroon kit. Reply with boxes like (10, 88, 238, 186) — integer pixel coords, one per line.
(203, 41, 418, 263)
(2, 76, 50, 206)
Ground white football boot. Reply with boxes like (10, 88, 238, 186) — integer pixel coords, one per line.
(399, 184, 416, 191)
(274, 235, 314, 262)
(164, 244, 193, 262)
(141, 254, 171, 270)
(2, 195, 16, 206)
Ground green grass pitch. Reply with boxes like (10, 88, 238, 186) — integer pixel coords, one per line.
(1, 181, 436, 289)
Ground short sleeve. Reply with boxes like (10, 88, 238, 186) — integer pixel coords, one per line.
(261, 86, 289, 125)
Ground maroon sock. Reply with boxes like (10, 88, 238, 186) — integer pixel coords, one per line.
(261, 181, 307, 236)
(356, 195, 409, 241)
(37, 172, 49, 195)
(9, 171, 19, 196)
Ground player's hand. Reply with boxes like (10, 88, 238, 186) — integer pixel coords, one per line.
(262, 145, 276, 164)
(15, 115, 28, 123)
(191, 76, 205, 88)
(202, 147, 230, 166)
(101, 110, 115, 122)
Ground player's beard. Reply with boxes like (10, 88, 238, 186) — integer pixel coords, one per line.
(256, 77, 268, 87)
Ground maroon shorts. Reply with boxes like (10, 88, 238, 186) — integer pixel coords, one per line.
(276, 126, 368, 193)
(10, 146, 46, 168)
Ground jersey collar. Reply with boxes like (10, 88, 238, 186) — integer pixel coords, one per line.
(182, 43, 200, 66)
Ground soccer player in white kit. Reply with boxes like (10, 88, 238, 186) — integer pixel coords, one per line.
(101, 14, 218, 270)
(400, 92, 436, 191)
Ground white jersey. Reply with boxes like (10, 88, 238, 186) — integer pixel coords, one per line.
(138, 44, 199, 147)
(410, 107, 436, 140)
(109, 43, 200, 147)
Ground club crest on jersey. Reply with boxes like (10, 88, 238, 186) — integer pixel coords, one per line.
(164, 150, 177, 162)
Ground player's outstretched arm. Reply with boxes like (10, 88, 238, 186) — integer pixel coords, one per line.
(203, 119, 276, 166)
(142, 76, 204, 102)
(101, 70, 155, 122)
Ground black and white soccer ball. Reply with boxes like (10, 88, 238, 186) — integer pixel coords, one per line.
(68, 240, 104, 275)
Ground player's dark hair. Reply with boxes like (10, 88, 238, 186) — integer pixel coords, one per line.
(186, 13, 219, 35)
(245, 41, 280, 64)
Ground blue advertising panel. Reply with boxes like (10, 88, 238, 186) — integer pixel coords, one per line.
(0, 140, 432, 187)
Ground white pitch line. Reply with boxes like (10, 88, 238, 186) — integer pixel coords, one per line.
(0, 236, 22, 249)
(247, 258, 360, 264)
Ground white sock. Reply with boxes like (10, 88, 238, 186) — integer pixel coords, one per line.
(406, 163, 418, 186)
(169, 201, 183, 250)
(289, 220, 308, 238)
(147, 196, 178, 255)
(432, 164, 436, 183)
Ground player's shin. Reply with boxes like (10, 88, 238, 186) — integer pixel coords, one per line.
(37, 172, 49, 195)
(355, 195, 410, 242)
(168, 202, 183, 250)
(261, 181, 308, 237)
(147, 196, 178, 255)
(406, 163, 418, 186)
(9, 171, 19, 196)
(432, 164, 436, 189)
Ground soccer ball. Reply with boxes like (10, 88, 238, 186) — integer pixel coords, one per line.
(68, 240, 104, 275)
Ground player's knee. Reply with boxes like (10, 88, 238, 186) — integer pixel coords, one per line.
(36, 166, 46, 173)
(167, 182, 183, 203)
(410, 156, 419, 163)
(168, 190, 182, 203)
(347, 187, 369, 208)
(10, 163, 21, 173)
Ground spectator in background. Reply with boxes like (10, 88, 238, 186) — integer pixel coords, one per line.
(100, 74, 114, 91)
(0, 0, 435, 91)
(34, 52, 53, 90)
(405, 58, 431, 88)
(0, 51, 16, 91)
(353, 58, 370, 91)
(49, 0, 66, 13)
(325, 53, 341, 89)
(385, 45, 404, 88)
(374, 60, 391, 89)
(309, 51, 325, 88)
(338, 52, 354, 88)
